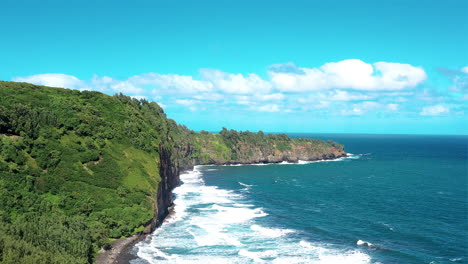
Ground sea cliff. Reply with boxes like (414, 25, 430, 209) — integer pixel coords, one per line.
(0, 81, 346, 264)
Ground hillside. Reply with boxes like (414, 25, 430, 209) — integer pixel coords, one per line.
(0, 81, 345, 263)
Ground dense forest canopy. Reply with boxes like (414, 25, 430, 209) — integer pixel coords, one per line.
(0, 81, 344, 263)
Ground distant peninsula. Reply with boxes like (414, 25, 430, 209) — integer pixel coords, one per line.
(0, 81, 346, 264)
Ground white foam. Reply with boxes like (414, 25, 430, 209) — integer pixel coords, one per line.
(238, 250, 266, 263)
(233, 203, 255, 207)
(135, 166, 372, 264)
(250, 224, 294, 238)
(317, 251, 371, 264)
(211, 204, 267, 223)
(382, 222, 395, 232)
(238, 249, 279, 262)
(239, 182, 253, 187)
(357, 240, 376, 248)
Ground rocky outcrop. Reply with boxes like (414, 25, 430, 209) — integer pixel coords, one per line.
(198, 142, 347, 165)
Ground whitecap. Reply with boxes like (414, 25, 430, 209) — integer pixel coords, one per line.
(239, 182, 254, 187)
(357, 239, 376, 248)
(135, 166, 372, 264)
(238, 249, 266, 263)
(250, 224, 294, 238)
(211, 204, 268, 223)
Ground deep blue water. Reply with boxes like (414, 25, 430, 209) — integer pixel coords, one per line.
(132, 134, 468, 264)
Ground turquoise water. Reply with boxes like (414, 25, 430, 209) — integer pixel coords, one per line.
(132, 134, 468, 264)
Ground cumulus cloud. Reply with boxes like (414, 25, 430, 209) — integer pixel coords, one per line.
(420, 105, 449, 116)
(12, 59, 438, 116)
(13, 73, 86, 89)
(193, 93, 224, 101)
(200, 69, 272, 94)
(326, 90, 374, 101)
(253, 104, 281, 112)
(269, 59, 426, 92)
(386, 104, 399, 111)
(129, 73, 213, 94)
(437, 66, 468, 92)
(342, 101, 382, 115)
(174, 99, 198, 106)
(341, 101, 400, 115)
(257, 93, 285, 101)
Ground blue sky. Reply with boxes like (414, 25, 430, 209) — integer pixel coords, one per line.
(1, 0, 467, 134)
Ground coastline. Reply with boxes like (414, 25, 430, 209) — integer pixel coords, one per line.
(97, 153, 350, 264)
(96, 204, 178, 264)
(95, 234, 141, 264)
(96, 153, 350, 264)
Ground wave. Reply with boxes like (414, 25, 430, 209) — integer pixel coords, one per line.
(134, 166, 372, 264)
(357, 240, 377, 249)
(250, 224, 294, 238)
(239, 182, 253, 187)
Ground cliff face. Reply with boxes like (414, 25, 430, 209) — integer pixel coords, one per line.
(191, 130, 347, 165)
(143, 146, 180, 234)
(142, 137, 346, 235)
(143, 134, 347, 230)
(220, 142, 346, 164)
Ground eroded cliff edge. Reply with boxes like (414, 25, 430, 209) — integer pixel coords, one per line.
(189, 129, 347, 165)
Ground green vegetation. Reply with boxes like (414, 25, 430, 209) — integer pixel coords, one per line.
(0, 81, 344, 263)
(0, 81, 191, 263)
(196, 128, 345, 164)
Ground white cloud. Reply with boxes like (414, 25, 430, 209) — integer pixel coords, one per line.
(449, 67, 468, 92)
(327, 90, 374, 101)
(269, 59, 426, 92)
(341, 101, 382, 115)
(13, 73, 86, 89)
(200, 69, 272, 94)
(129, 73, 213, 94)
(130, 95, 147, 100)
(420, 105, 449, 116)
(258, 93, 285, 101)
(386, 104, 399, 111)
(254, 104, 281, 112)
(11, 59, 438, 117)
(393, 97, 408, 102)
(373, 62, 427, 90)
(174, 99, 198, 106)
(193, 93, 224, 101)
(110, 80, 144, 94)
(234, 95, 253, 105)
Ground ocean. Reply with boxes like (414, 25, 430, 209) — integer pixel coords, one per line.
(130, 134, 468, 264)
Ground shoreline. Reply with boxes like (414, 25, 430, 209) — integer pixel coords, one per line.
(96, 153, 349, 264)
(96, 205, 178, 264)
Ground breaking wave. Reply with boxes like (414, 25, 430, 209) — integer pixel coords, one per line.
(133, 166, 371, 264)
